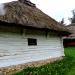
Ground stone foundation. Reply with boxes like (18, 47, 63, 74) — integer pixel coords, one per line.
(0, 57, 63, 75)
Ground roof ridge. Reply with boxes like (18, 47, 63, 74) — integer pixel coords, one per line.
(18, 0, 36, 7)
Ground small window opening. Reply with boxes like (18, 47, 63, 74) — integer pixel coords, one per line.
(28, 38, 37, 46)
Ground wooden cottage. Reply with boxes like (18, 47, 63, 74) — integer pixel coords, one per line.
(0, 0, 70, 71)
(64, 23, 75, 47)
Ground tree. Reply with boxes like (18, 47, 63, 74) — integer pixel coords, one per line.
(60, 18, 64, 24)
(70, 10, 75, 23)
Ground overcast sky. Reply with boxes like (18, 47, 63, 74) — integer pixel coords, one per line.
(0, 0, 75, 25)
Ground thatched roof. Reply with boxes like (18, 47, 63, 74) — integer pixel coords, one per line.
(66, 23, 75, 37)
(67, 23, 75, 33)
(0, 0, 70, 34)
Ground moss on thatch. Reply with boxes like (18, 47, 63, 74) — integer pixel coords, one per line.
(0, 0, 70, 33)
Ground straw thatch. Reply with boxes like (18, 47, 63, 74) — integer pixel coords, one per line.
(66, 23, 75, 37)
(0, 0, 70, 33)
(67, 23, 75, 33)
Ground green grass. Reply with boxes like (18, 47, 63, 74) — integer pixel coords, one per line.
(13, 47, 75, 75)
(64, 47, 75, 58)
(64, 47, 75, 75)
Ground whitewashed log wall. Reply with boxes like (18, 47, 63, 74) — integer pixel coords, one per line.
(0, 30, 64, 68)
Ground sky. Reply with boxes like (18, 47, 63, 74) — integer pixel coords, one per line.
(0, 0, 75, 25)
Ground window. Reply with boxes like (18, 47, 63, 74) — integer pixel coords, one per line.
(28, 38, 37, 46)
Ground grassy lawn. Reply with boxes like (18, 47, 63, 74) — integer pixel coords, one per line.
(13, 47, 75, 75)
(64, 47, 75, 75)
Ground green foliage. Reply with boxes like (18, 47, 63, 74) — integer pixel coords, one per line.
(13, 47, 75, 75)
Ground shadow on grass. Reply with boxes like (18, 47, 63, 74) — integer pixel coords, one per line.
(13, 56, 75, 75)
